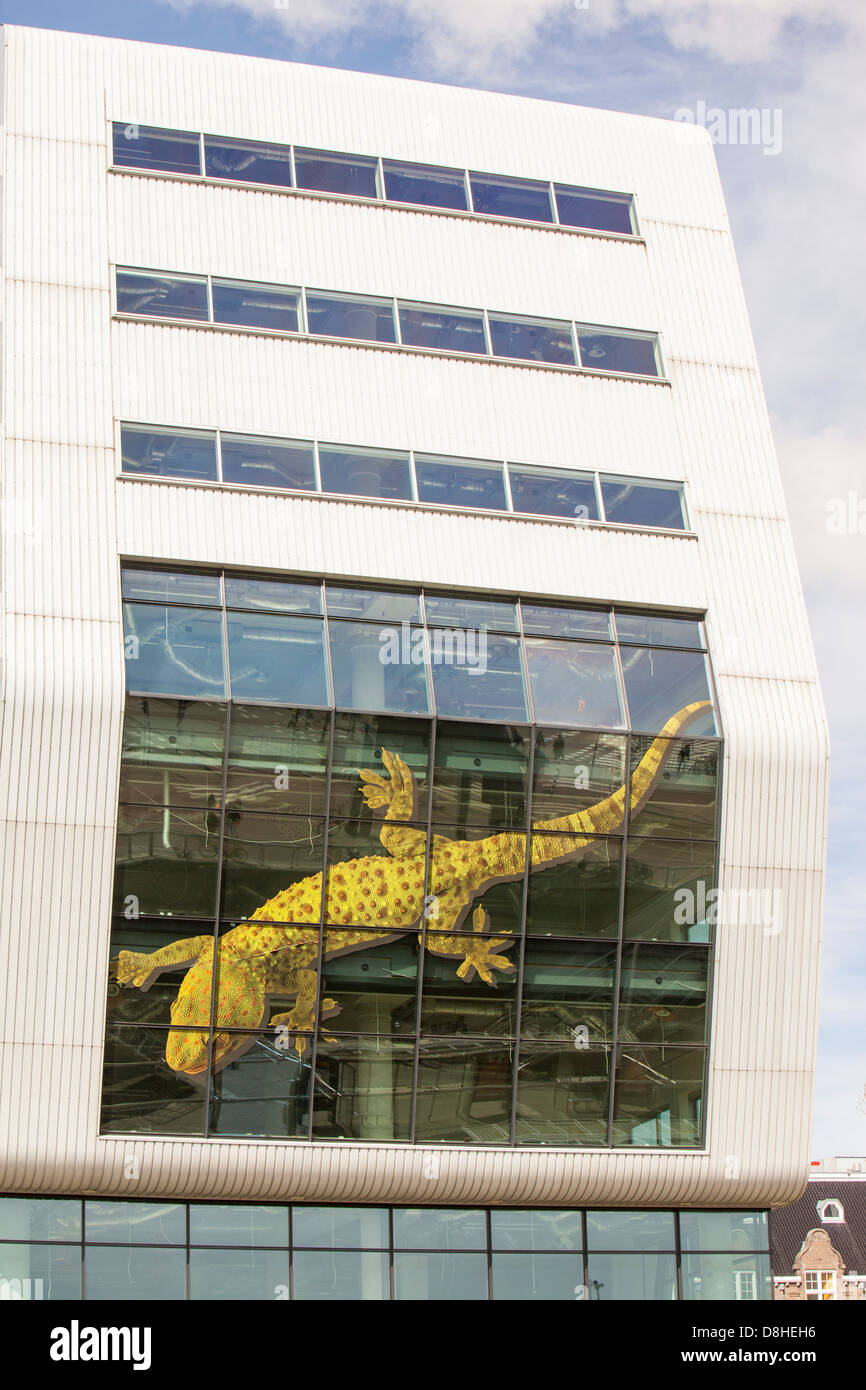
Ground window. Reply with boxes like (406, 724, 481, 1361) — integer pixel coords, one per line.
(105, 569, 718, 1146)
(577, 328, 660, 377)
(293, 147, 379, 199)
(211, 278, 300, 332)
(318, 445, 412, 500)
(112, 122, 201, 175)
(414, 456, 507, 511)
(804, 1270, 836, 1299)
(305, 291, 396, 343)
(120, 426, 218, 482)
(817, 1199, 844, 1223)
(116, 269, 209, 321)
(382, 159, 468, 210)
(397, 302, 487, 355)
(219, 434, 316, 491)
(509, 465, 599, 521)
(554, 184, 634, 235)
(204, 135, 293, 187)
(488, 313, 576, 366)
(470, 172, 554, 223)
(601, 477, 686, 531)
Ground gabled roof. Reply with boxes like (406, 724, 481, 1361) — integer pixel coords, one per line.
(770, 1181, 866, 1275)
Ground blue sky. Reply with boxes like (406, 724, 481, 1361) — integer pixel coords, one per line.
(4, 0, 863, 1156)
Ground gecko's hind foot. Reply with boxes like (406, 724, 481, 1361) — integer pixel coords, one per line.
(455, 907, 517, 986)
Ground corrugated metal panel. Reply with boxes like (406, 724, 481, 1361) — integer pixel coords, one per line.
(0, 25, 828, 1213)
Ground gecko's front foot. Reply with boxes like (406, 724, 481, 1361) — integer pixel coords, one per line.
(358, 749, 416, 818)
(114, 951, 155, 990)
(455, 907, 517, 986)
(270, 997, 342, 1055)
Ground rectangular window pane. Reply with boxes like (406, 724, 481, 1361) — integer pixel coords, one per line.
(431, 632, 528, 721)
(225, 705, 329, 816)
(522, 605, 611, 640)
(292, 1206, 389, 1249)
(325, 585, 421, 622)
(623, 837, 716, 944)
(293, 1250, 389, 1299)
(470, 172, 554, 223)
(521, 940, 617, 1041)
(414, 1040, 513, 1143)
(294, 147, 379, 199)
(620, 647, 716, 735)
(424, 595, 518, 632)
(586, 1209, 675, 1250)
(577, 328, 659, 377)
(393, 1208, 486, 1249)
(611, 1044, 704, 1146)
(525, 638, 624, 728)
(84, 1245, 188, 1300)
(189, 1247, 289, 1299)
(431, 720, 528, 829)
(328, 619, 431, 714)
(0, 1196, 81, 1242)
(490, 1209, 583, 1251)
(618, 943, 709, 1044)
(398, 302, 487, 354)
(524, 839, 622, 940)
(311, 1036, 414, 1141)
(682, 1252, 772, 1301)
(514, 1043, 611, 1145)
(554, 185, 634, 235)
(394, 1252, 488, 1300)
(120, 425, 217, 482)
(100, 1025, 207, 1137)
(415, 455, 507, 510)
(531, 728, 626, 821)
(489, 314, 575, 366)
(601, 477, 686, 530)
(114, 806, 220, 917)
(119, 697, 225, 808)
(679, 1211, 769, 1252)
(306, 292, 396, 343)
(189, 1200, 289, 1245)
(208, 1038, 312, 1138)
(420, 928, 519, 1036)
(508, 465, 598, 520)
(586, 1252, 677, 1300)
(220, 434, 316, 491)
(492, 1252, 583, 1300)
(224, 576, 322, 614)
(318, 444, 411, 500)
(615, 613, 704, 649)
(116, 269, 209, 321)
(123, 602, 226, 697)
(85, 1200, 185, 1245)
(320, 930, 418, 1032)
(226, 612, 329, 705)
(383, 158, 468, 210)
(0, 1242, 81, 1299)
(121, 567, 221, 605)
(629, 735, 718, 840)
(112, 122, 201, 175)
(212, 278, 299, 332)
(204, 135, 293, 187)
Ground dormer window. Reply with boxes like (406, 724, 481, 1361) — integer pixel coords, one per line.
(817, 1199, 844, 1223)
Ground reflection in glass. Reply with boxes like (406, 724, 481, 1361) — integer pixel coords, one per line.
(585, 1253, 676, 1300)
(492, 1253, 583, 1300)
(121, 569, 221, 605)
(383, 159, 467, 210)
(394, 1252, 488, 1300)
(611, 1044, 704, 1146)
(523, 606, 611, 641)
(227, 612, 329, 705)
(119, 698, 225, 808)
(393, 1207, 486, 1249)
(489, 314, 575, 365)
(531, 728, 626, 819)
(224, 576, 322, 614)
(415, 456, 507, 510)
(0, 1242, 81, 1299)
(431, 633, 528, 722)
(679, 1210, 769, 1253)
(623, 838, 716, 943)
(294, 148, 379, 199)
(121, 425, 217, 482)
(629, 736, 718, 839)
(294, 1250, 389, 1300)
(326, 584, 421, 622)
(189, 1203, 289, 1246)
(189, 1247, 289, 1299)
(414, 1040, 513, 1142)
(312, 1036, 414, 1140)
(424, 594, 518, 632)
(601, 477, 685, 530)
(490, 1209, 583, 1251)
(204, 135, 293, 187)
(328, 712, 431, 819)
(306, 292, 396, 343)
(328, 619, 431, 714)
(520, 940, 616, 1040)
(318, 445, 412, 500)
(432, 722, 528, 828)
(554, 185, 634, 235)
(577, 329, 659, 377)
(225, 705, 329, 815)
(113, 122, 201, 175)
(84, 1201, 185, 1245)
(108, 923, 212, 1027)
(116, 270, 209, 321)
(207, 1034, 312, 1138)
(618, 944, 708, 1045)
(524, 839, 622, 938)
(514, 1043, 611, 1145)
(616, 613, 704, 649)
(319, 931, 418, 1034)
(292, 1206, 389, 1249)
(421, 934, 519, 1037)
(211, 279, 300, 332)
(220, 434, 316, 491)
(219, 815, 324, 920)
(123, 603, 226, 697)
(113, 805, 219, 918)
(682, 1253, 772, 1301)
(620, 646, 715, 734)
(84, 1246, 188, 1300)
(508, 466, 599, 520)
(100, 1026, 207, 1136)
(325, 819, 426, 928)
(398, 303, 487, 355)
(469, 172, 553, 223)
(0, 1196, 81, 1241)
(586, 1208, 675, 1251)
(525, 638, 624, 727)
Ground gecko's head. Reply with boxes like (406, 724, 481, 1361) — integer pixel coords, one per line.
(166, 959, 264, 1076)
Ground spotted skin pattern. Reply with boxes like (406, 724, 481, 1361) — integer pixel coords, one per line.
(114, 702, 710, 1076)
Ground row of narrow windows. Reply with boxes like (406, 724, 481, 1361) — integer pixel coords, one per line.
(112, 122, 638, 237)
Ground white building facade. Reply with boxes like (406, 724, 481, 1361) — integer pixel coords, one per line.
(0, 26, 828, 1301)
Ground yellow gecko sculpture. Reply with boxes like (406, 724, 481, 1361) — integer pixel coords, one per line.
(114, 701, 710, 1076)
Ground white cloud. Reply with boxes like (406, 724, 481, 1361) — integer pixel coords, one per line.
(162, 0, 866, 76)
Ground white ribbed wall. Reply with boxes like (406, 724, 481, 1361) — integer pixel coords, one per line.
(0, 26, 828, 1208)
